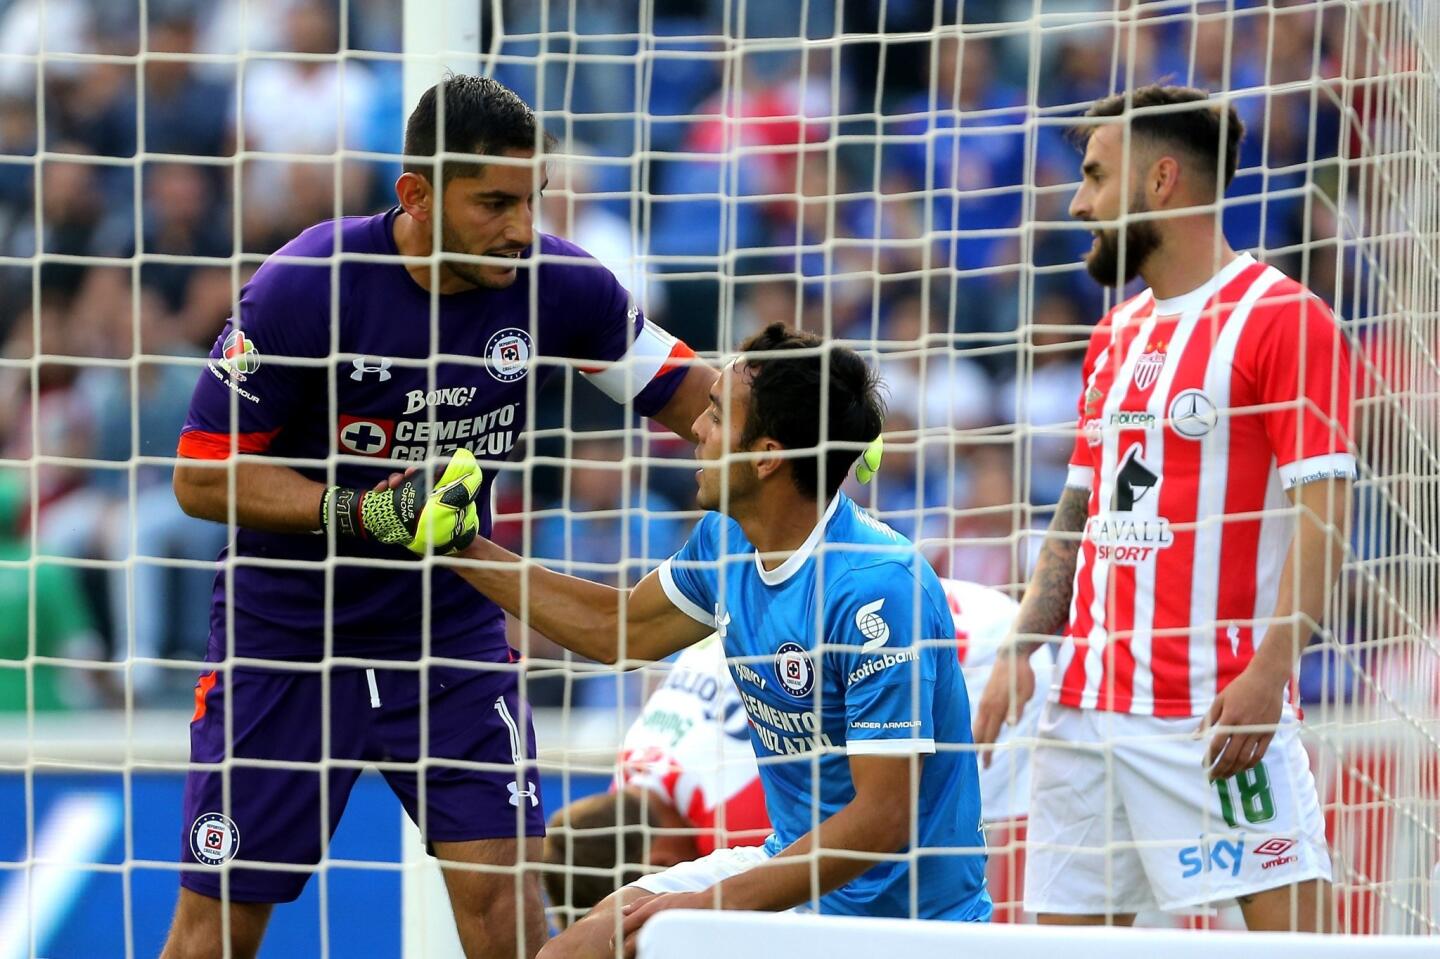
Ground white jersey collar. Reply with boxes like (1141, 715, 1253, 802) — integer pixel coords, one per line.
(754, 493, 844, 587)
(1150, 252, 1255, 315)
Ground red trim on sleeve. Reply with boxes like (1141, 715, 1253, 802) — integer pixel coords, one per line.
(177, 428, 281, 460)
(577, 340, 696, 378)
(656, 340, 698, 378)
(191, 670, 218, 723)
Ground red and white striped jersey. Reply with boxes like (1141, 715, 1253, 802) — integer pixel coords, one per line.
(617, 635, 770, 854)
(1057, 254, 1356, 717)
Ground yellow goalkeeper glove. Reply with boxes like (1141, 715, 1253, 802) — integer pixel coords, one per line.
(322, 449, 484, 556)
(855, 435, 884, 484)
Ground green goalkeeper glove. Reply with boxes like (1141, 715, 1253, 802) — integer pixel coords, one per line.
(854, 435, 884, 484)
(321, 449, 483, 556)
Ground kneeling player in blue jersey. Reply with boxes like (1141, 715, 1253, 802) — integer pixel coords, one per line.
(448, 323, 992, 955)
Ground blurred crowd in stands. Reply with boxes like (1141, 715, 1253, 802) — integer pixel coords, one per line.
(0, 0, 1407, 710)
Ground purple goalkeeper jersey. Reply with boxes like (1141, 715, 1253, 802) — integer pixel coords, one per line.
(180, 208, 690, 662)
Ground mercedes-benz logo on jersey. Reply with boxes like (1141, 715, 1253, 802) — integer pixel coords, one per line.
(774, 641, 814, 698)
(1169, 388, 1218, 439)
(351, 356, 392, 382)
(486, 328, 533, 382)
(190, 812, 240, 865)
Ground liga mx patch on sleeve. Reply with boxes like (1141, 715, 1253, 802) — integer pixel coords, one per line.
(190, 812, 240, 865)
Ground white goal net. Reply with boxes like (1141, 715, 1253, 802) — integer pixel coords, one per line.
(0, 0, 1435, 956)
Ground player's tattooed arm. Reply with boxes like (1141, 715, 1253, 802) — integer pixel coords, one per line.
(1011, 483, 1090, 653)
(974, 484, 1088, 753)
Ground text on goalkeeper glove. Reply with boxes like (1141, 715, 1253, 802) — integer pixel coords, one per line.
(322, 449, 483, 555)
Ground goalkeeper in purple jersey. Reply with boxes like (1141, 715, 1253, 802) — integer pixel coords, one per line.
(163, 75, 714, 959)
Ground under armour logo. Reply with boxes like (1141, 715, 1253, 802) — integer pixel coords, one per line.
(351, 357, 393, 381)
(714, 606, 730, 639)
(507, 780, 539, 808)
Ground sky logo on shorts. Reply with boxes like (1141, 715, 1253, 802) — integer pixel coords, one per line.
(190, 812, 240, 866)
(1178, 837, 1244, 879)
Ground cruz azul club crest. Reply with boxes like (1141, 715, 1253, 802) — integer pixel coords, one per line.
(486, 328, 533, 383)
(1132, 340, 1167, 391)
(189, 812, 240, 865)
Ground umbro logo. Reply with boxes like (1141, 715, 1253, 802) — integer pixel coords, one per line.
(351, 357, 393, 382)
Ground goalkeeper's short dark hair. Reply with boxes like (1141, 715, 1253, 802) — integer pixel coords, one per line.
(542, 791, 649, 922)
(403, 73, 556, 183)
(737, 323, 886, 502)
(1078, 84, 1245, 191)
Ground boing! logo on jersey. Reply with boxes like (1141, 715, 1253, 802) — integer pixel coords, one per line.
(190, 812, 240, 865)
(774, 641, 814, 698)
(486, 328, 533, 383)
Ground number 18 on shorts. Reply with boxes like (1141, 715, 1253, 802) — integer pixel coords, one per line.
(1024, 703, 1332, 915)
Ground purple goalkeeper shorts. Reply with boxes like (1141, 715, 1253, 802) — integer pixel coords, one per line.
(179, 661, 545, 903)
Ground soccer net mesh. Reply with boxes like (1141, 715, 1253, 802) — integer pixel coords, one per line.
(0, 0, 1436, 955)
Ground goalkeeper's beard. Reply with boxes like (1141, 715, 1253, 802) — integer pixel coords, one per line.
(439, 217, 519, 290)
(1084, 201, 1162, 288)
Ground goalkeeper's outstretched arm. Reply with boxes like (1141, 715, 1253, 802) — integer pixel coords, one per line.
(451, 537, 713, 665)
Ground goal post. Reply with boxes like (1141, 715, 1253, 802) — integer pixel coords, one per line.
(401, 0, 482, 117)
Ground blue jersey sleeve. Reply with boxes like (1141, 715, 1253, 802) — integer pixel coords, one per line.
(826, 565, 943, 756)
(656, 512, 721, 628)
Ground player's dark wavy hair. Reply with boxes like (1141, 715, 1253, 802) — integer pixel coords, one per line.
(1076, 84, 1245, 191)
(737, 323, 886, 501)
(403, 73, 556, 183)
(541, 791, 649, 922)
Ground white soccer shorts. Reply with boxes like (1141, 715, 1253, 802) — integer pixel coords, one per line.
(1024, 702, 1332, 915)
(630, 844, 773, 897)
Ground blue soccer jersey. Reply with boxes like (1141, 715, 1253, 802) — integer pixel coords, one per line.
(657, 493, 991, 921)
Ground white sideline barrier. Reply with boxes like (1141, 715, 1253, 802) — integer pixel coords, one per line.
(637, 911, 1436, 959)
